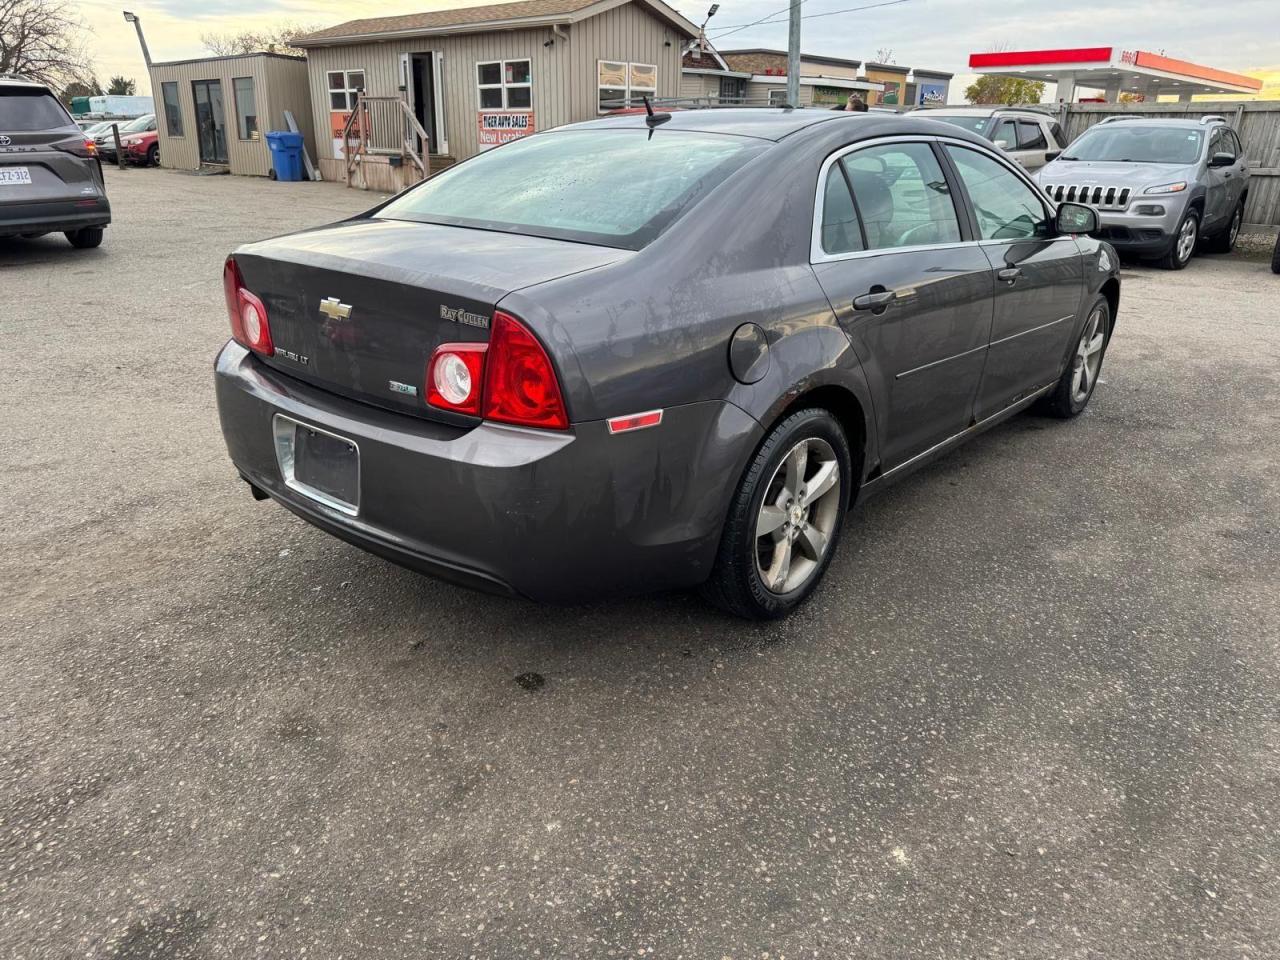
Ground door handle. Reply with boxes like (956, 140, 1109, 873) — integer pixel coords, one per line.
(852, 289, 896, 312)
(997, 267, 1022, 284)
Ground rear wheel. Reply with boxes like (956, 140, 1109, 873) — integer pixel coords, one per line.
(65, 227, 104, 249)
(1205, 201, 1243, 254)
(1273, 233, 1280, 275)
(1039, 296, 1110, 419)
(1156, 210, 1198, 270)
(702, 408, 852, 620)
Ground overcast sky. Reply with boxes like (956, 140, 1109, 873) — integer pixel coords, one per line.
(80, 0, 1279, 99)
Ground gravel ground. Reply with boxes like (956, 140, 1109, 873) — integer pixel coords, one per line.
(2, 167, 1279, 959)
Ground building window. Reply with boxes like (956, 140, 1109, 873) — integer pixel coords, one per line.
(161, 82, 182, 137)
(477, 60, 532, 110)
(327, 70, 365, 111)
(768, 88, 789, 106)
(597, 61, 658, 112)
(232, 77, 258, 140)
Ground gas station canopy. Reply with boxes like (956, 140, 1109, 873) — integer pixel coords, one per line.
(968, 47, 1263, 102)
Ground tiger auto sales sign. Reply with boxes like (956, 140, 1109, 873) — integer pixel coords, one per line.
(477, 111, 536, 149)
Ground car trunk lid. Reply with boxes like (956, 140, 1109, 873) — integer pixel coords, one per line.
(232, 217, 626, 419)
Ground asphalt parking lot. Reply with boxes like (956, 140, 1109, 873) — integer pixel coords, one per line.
(3, 166, 1279, 959)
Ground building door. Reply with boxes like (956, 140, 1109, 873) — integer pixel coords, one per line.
(192, 80, 228, 164)
(401, 52, 448, 156)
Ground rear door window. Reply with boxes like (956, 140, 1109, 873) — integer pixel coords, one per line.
(843, 142, 962, 250)
(991, 119, 1018, 148)
(945, 145, 1052, 241)
(1017, 121, 1048, 150)
(0, 88, 75, 131)
(819, 164, 865, 254)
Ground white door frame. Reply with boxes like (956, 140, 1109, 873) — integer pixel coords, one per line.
(431, 51, 448, 155)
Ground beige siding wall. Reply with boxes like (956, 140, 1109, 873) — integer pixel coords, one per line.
(745, 81, 814, 107)
(305, 0, 686, 168)
(148, 54, 312, 176)
(679, 72, 719, 100)
(800, 59, 858, 80)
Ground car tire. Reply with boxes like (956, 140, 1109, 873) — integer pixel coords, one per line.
(702, 407, 853, 620)
(146, 144, 159, 166)
(65, 227, 104, 249)
(1272, 234, 1280, 275)
(1156, 209, 1198, 270)
(1039, 295, 1111, 419)
(1205, 201, 1243, 254)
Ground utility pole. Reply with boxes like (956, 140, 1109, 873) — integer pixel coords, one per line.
(785, 0, 801, 108)
(122, 11, 153, 68)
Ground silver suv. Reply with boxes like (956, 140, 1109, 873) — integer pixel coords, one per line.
(1035, 116, 1248, 270)
(912, 106, 1068, 170)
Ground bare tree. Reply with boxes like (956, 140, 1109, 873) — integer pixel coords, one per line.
(199, 23, 319, 57)
(0, 0, 93, 88)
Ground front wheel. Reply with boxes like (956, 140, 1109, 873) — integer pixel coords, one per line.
(1271, 233, 1280, 275)
(1156, 210, 1198, 270)
(146, 144, 159, 167)
(1039, 296, 1111, 419)
(702, 408, 852, 620)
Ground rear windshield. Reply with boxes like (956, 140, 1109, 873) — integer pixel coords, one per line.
(1063, 125, 1204, 164)
(0, 88, 74, 132)
(374, 129, 766, 250)
(121, 114, 154, 133)
(928, 115, 991, 135)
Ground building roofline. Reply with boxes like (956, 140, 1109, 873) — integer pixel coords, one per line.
(150, 51, 306, 68)
(863, 61, 909, 74)
(295, 0, 697, 47)
(910, 68, 954, 79)
(682, 67, 752, 78)
(719, 47, 862, 68)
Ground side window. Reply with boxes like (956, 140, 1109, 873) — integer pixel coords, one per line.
(945, 145, 1052, 241)
(1017, 121, 1047, 150)
(1207, 129, 1223, 159)
(1227, 130, 1244, 157)
(992, 119, 1018, 148)
(843, 142, 962, 250)
(820, 164, 865, 255)
(161, 82, 183, 137)
(1216, 129, 1237, 160)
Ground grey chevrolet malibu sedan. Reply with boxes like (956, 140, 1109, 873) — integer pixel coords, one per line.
(215, 109, 1120, 619)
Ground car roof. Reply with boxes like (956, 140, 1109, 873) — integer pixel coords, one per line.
(557, 107, 986, 143)
(0, 74, 50, 90)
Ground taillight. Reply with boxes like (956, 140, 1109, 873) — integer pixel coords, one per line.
(424, 310, 567, 429)
(483, 311, 568, 430)
(84, 139, 97, 157)
(222, 257, 274, 357)
(54, 138, 96, 158)
(426, 343, 487, 415)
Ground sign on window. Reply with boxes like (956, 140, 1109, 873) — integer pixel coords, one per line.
(477, 111, 537, 149)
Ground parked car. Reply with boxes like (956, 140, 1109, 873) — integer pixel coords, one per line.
(912, 106, 1068, 170)
(1035, 116, 1249, 270)
(215, 109, 1119, 619)
(95, 113, 155, 162)
(1, 75, 111, 248)
(118, 126, 159, 166)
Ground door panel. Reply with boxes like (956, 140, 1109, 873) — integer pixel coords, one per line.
(943, 144, 1084, 418)
(192, 80, 229, 165)
(812, 140, 993, 468)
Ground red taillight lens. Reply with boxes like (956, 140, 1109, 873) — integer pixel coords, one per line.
(482, 311, 568, 430)
(222, 256, 274, 357)
(426, 343, 487, 415)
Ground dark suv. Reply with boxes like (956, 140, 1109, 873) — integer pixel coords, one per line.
(1, 75, 111, 248)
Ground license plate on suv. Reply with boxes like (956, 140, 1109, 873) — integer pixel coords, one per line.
(0, 168, 33, 185)
(272, 415, 360, 516)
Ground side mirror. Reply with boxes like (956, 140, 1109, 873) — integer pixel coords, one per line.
(1045, 150, 1062, 162)
(994, 139, 1010, 150)
(1209, 151, 1234, 168)
(1056, 201, 1099, 237)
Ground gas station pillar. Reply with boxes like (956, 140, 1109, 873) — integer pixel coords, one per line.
(1055, 73, 1076, 103)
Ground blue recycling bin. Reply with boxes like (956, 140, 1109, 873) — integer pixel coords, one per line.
(265, 131, 305, 182)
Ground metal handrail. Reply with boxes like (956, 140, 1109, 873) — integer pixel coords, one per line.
(342, 94, 432, 188)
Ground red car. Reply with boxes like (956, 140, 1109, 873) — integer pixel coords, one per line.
(118, 126, 159, 166)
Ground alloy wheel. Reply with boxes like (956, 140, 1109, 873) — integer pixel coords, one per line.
(755, 437, 842, 594)
(1071, 307, 1106, 405)
(1176, 215, 1197, 264)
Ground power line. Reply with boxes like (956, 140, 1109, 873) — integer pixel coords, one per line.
(708, 0, 913, 40)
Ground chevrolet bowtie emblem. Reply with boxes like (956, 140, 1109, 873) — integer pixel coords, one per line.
(319, 297, 352, 321)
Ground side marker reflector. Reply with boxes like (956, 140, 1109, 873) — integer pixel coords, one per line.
(607, 409, 663, 434)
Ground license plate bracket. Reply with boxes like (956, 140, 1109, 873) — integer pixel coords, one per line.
(272, 415, 360, 516)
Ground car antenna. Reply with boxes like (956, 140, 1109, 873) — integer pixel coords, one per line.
(643, 95, 671, 128)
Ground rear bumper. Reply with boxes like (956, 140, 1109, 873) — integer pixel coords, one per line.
(214, 342, 760, 602)
(0, 196, 111, 237)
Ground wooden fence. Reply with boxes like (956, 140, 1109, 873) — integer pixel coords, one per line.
(1054, 101, 1280, 230)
